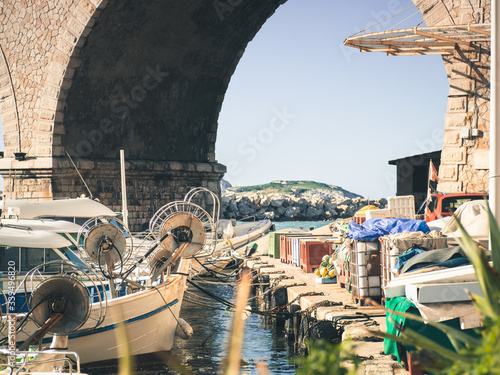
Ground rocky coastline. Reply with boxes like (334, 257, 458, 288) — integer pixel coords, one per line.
(221, 193, 388, 221)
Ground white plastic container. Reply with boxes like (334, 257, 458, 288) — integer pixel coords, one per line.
(366, 208, 392, 220)
(388, 195, 415, 219)
(351, 240, 381, 299)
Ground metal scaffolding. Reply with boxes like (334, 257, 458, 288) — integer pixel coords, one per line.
(344, 23, 491, 56)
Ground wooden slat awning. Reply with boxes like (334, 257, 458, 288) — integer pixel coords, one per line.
(344, 24, 491, 56)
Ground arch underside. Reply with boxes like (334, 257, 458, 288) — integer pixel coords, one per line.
(63, 0, 287, 163)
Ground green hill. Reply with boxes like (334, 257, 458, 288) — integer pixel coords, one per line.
(224, 180, 362, 199)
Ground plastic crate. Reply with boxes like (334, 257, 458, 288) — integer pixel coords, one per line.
(379, 234, 448, 294)
(351, 241, 381, 299)
(366, 208, 392, 220)
(279, 235, 287, 263)
(268, 233, 284, 258)
(279, 233, 309, 263)
(388, 195, 415, 219)
(299, 239, 334, 273)
(291, 237, 304, 267)
(352, 216, 366, 225)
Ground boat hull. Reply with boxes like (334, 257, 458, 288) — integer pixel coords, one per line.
(10, 260, 190, 364)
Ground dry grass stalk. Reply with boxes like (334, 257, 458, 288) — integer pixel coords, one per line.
(223, 268, 252, 375)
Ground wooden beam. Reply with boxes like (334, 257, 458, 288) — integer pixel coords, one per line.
(468, 24, 491, 36)
(415, 29, 471, 47)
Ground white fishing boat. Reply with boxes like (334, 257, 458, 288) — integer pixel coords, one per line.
(11, 258, 191, 364)
(0, 198, 216, 364)
(1, 197, 117, 223)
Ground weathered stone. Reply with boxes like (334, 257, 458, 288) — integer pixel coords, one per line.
(305, 207, 322, 220)
(260, 196, 271, 207)
(237, 203, 254, 217)
(255, 209, 266, 220)
(270, 197, 286, 208)
(284, 206, 301, 220)
(378, 198, 388, 206)
(264, 210, 276, 220)
(324, 201, 338, 212)
(227, 199, 238, 213)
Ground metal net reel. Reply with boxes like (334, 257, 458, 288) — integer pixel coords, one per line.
(77, 216, 133, 279)
(22, 260, 107, 339)
(148, 201, 216, 277)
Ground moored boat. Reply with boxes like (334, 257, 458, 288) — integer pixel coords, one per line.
(0, 197, 215, 364)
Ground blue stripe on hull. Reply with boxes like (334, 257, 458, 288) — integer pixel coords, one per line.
(19, 298, 180, 345)
(69, 298, 180, 339)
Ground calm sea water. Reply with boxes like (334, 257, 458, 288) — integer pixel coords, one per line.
(272, 220, 332, 231)
(83, 221, 327, 375)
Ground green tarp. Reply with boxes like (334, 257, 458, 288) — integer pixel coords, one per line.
(384, 297, 470, 367)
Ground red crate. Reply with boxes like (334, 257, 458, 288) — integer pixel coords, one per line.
(352, 216, 366, 225)
(279, 235, 287, 263)
(286, 237, 294, 264)
(299, 240, 334, 273)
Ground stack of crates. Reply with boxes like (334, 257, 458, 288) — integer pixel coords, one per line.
(279, 233, 309, 263)
(351, 240, 381, 299)
(379, 234, 448, 296)
(299, 238, 337, 273)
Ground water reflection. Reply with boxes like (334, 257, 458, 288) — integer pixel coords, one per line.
(83, 279, 297, 374)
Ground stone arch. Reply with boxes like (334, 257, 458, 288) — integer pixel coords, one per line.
(60, 0, 287, 164)
(36, 0, 108, 158)
(0, 43, 20, 157)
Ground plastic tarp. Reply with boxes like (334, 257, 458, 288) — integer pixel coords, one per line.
(441, 200, 489, 242)
(348, 218, 429, 241)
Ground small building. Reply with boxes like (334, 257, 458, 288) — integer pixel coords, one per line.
(389, 151, 441, 210)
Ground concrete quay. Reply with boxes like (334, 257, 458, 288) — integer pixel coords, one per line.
(245, 235, 409, 375)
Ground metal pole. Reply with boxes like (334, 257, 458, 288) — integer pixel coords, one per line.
(120, 150, 129, 229)
(491, 2, 500, 225)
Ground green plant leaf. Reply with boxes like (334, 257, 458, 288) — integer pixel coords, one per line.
(384, 308, 481, 348)
(453, 215, 500, 319)
(485, 199, 500, 274)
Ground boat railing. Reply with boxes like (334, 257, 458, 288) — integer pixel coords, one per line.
(0, 348, 82, 374)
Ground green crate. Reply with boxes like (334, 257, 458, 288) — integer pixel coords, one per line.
(269, 232, 311, 258)
(268, 232, 284, 258)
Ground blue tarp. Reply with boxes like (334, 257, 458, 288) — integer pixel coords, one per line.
(347, 218, 430, 241)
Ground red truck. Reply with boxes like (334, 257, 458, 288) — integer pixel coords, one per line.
(417, 192, 487, 222)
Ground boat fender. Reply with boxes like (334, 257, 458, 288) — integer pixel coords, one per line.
(176, 318, 193, 339)
(239, 304, 252, 321)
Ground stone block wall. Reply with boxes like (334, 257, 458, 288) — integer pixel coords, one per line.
(0, 0, 108, 159)
(413, 0, 491, 193)
(1, 159, 225, 231)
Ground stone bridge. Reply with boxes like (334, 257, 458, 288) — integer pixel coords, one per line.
(0, 0, 491, 229)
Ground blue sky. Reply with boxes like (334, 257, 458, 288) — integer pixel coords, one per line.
(215, 0, 450, 199)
